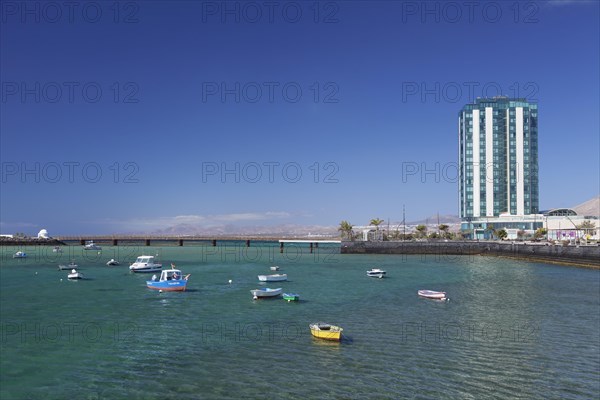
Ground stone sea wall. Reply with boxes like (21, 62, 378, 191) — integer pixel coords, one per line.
(341, 240, 600, 268)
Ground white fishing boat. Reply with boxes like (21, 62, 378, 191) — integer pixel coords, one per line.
(250, 287, 282, 299)
(270, 266, 280, 271)
(106, 259, 120, 266)
(67, 269, 84, 280)
(52, 246, 63, 253)
(258, 274, 287, 282)
(367, 268, 386, 278)
(83, 241, 102, 251)
(58, 261, 78, 270)
(418, 290, 447, 300)
(129, 255, 162, 273)
(13, 251, 27, 258)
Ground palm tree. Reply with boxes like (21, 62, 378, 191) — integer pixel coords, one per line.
(369, 218, 384, 241)
(534, 228, 547, 240)
(415, 224, 427, 238)
(369, 218, 384, 230)
(438, 224, 449, 239)
(485, 224, 496, 240)
(577, 220, 596, 236)
(496, 229, 508, 240)
(338, 220, 354, 240)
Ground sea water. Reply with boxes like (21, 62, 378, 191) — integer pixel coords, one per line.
(1, 244, 598, 399)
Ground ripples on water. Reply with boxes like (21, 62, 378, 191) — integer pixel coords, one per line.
(1, 246, 598, 399)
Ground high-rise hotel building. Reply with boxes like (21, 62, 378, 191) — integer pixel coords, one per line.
(459, 97, 538, 219)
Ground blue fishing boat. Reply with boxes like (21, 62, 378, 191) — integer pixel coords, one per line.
(146, 265, 190, 292)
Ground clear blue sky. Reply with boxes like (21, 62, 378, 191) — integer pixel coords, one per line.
(1, 0, 599, 235)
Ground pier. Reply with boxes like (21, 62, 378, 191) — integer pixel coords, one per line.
(28, 236, 343, 249)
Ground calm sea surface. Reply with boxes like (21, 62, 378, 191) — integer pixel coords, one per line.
(1, 244, 599, 399)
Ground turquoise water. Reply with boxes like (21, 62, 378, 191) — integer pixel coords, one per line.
(1, 245, 599, 399)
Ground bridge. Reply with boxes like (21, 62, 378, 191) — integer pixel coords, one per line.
(55, 236, 341, 253)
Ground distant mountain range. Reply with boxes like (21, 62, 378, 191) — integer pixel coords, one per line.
(147, 196, 599, 236)
(152, 223, 338, 237)
(572, 195, 600, 217)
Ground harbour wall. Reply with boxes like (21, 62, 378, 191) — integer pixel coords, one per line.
(341, 241, 600, 268)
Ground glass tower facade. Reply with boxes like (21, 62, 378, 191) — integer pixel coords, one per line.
(459, 97, 538, 218)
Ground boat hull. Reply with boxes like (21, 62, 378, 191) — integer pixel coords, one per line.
(418, 290, 447, 300)
(283, 293, 299, 302)
(309, 323, 343, 341)
(130, 266, 162, 273)
(250, 288, 282, 298)
(146, 280, 188, 291)
(258, 274, 287, 282)
(367, 269, 386, 278)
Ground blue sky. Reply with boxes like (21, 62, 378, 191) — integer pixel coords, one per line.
(1, 0, 599, 235)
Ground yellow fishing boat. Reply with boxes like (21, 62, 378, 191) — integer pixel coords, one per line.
(309, 322, 343, 341)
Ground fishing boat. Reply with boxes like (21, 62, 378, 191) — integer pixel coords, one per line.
(67, 269, 84, 280)
(283, 293, 299, 302)
(417, 290, 447, 300)
(83, 241, 102, 251)
(309, 322, 343, 341)
(270, 266, 280, 271)
(366, 268, 386, 278)
(106, 259, 120, 266)
(52, 246, 63, 253)
(129, 255, 162, 273)
(13, 251, 27, 258)
(146, 266, 190, 292)
(258, 274, 287, 282)
(58, 262, 78, 270)
(250, 287, 282, 299)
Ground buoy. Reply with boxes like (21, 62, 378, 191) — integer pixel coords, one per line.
(60, 279, 63, 282)
(228, 279, 232, 284)
(253, 295, 258, 300)
(35, 272, 38, 275)
(159, 290, 163, 293)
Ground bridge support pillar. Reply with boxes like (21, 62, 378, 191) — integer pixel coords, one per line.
(246, 240, 250, 247)
(280, 242, 284, 253)
(178, 239, 183, 246)
(113, 239, 118, 246)
(145, 239, 150, 246)
(80, 239, 85, 245)
(212, 239, 217, 247)
(310, 242, 313, 253)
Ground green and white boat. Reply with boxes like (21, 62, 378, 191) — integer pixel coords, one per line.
(283, 293, 299, 302)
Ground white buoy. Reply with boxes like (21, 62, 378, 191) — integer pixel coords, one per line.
(159, 290, 163, 293)
(60, 279, 63, 282)
(228, 279, 232, 284)
(35, 272, 38, 275)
